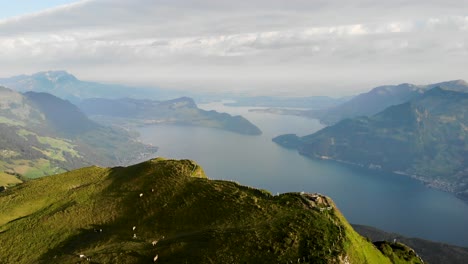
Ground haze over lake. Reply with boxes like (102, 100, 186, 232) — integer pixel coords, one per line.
(138, 102, 468, 247)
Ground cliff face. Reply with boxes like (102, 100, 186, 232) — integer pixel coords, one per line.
(0, 158, 414, 263)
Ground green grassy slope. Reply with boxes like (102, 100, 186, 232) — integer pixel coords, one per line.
(353, 224, 468, 264)
(0, 87, 157, 178)
(0, 158, 402, 264)
(374, 242, 424, 264)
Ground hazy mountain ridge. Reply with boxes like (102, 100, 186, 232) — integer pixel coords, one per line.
(0, 158, 421, 263)
(252, 80, 468, 125)
(24, 92, 99, 137)
(79, 97, 262, 135)
(0, 87, 156, 178)
(274, 87, 468, 200)
(0, 71, 174, 103)
(0, 71, 262, 135)
(313, 80, 468, 125)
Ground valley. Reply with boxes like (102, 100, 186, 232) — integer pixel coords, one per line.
(0, 76, 467, 262)
(2, 1, 467, 262)
(137, 102, 468, 248)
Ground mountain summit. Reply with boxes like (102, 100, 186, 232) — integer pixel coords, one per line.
(0, 71, 160, 102)
(0, 158, 421, 263)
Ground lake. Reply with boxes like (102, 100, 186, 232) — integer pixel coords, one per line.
(137, 102, 468, 247)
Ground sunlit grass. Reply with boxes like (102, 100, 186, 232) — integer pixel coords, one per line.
(0, 171, 22, 186)
(0, 159, 412, 263)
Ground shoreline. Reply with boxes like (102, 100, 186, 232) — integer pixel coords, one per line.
(295, 149, 468, 203)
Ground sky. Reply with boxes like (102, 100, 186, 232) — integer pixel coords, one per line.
(0, 0, 80, 19)
(0, 0, 467, 96)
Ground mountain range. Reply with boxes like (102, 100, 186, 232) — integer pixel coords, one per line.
(1, 71, 466, 262)
(274, 87, 468, 200)
(312, 80, 468, 125)
(78, 97, 262, 135)
(0, 158, 422, 264)
(0, 71, 177, 103)
(0, 86, 157, 178)
(0, 71, 261, 135)
(252, 80, 468, 126)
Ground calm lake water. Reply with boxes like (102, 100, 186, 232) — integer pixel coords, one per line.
(138, 102, 468, 247)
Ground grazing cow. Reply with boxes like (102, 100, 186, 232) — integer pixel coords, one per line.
(152, 240, 158, 246)
(153, 255, 159, 262)
(140, 193, 144, 197)
(133, 233, 137, 239)
(79, 254, 86, 258)
(133, 226, 136, 231)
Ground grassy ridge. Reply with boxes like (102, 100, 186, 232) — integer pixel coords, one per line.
(0, 158, 409, 263)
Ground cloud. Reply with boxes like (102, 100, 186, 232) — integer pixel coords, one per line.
(0, 0, 467, 95)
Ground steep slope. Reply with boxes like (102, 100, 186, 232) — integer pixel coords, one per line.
(308, 80, 468, 125)
(0, 87, 156, 178)
(316, 83, 425, 124)
(24, 92, 99, 137)
(353, 224, 468, 264)
(79, 97, 262, 135)
(0, 158, 418, 264)
(274, 87, 467, 200)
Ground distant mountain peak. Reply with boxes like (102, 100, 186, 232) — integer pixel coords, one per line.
(32, 70, 78, 83)
(397, 83, 415, 87)
(372, 83, 421, 95)
(0, 70, 168, 102)
(163, 96, 197, 108)
(446, 79, 467, 85)
(0, 86, 12, 92)
(426, 79, 468, 93)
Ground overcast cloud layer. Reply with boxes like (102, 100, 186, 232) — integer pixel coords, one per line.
(0, 0, 467, 95)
